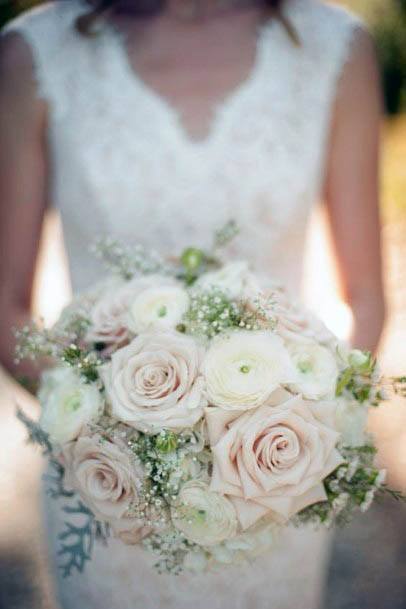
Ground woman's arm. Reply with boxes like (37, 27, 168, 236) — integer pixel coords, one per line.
(0, 32, 48, 378)
(324, 28, 385, 354)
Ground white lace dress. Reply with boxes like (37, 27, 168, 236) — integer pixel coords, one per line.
(6, 1, 361, 607)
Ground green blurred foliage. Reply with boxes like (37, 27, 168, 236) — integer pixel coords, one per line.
(1, 0, 406, 113)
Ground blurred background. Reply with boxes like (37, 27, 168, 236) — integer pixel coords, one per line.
(0, 1, 405, 608)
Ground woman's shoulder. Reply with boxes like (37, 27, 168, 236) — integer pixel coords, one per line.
(2, 1, 85, 40)
(287, 0, 365, 42)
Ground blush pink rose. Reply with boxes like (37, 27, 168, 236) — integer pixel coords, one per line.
(63, 434, 145, 524)
(205, 392, 343, 530)
(102, 332, 206, 433)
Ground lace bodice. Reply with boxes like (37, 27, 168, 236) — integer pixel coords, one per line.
(6, 0, 360, 296)
(5, 3, 362, 608)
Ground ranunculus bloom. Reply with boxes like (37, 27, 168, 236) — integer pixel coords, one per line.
(286, 342, 339, 399)
(205, 393, 343, 529)
(195, 261, 259, 299)
(172, 480, 238, 546)
(127, 285, 189, 334)
(39, 368, 102, 445)
(63, 434, 145, 523)
(202, 331, 297, 411)
(102, 332, 206, 433)
(86, 275, 175, 350)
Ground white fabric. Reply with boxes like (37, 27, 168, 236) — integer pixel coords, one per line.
(5, 1, 361, 607)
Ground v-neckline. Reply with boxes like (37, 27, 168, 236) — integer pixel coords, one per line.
(103, 14, 274, 150)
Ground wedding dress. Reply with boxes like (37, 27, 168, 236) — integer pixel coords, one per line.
(6, 1, 362, 607)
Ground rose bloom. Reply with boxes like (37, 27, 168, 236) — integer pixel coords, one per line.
(267, 286, 337, 347)
(205, 392, 343, 529)
(63, 434, 145, 528)
(202, 331, 297, 411)
(127, 285, 189, 334)
(171, 480, 238, 546)
(102, 332, 206, 433)
(39, 367, 102, 445)
(286, 342, 339, 400)
(86, 275, 174, 350)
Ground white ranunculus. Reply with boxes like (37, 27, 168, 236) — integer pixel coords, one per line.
(335, 397, 369, 447)
(202, 331, 297, 411)
(286, 342, 339, 400)
(172, 480, 238, 546)
(39, 368, 102, 446)
(211, 520, 277, 565)
(102, 332, 206, 433)
(127, 286, 189, 334)
(195, 261, 258, 299)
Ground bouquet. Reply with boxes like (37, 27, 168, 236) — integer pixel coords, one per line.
(15, 223, 405, 576)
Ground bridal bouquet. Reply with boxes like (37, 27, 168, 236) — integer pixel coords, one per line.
(15, 223, 405, 576)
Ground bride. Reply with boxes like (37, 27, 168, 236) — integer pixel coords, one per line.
(0, 0, 384, 607)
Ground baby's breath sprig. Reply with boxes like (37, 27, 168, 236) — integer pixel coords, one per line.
(61, 343, 103, 383)
(14, 321, 60, 364)
(91, 237, 169, 279)
(180, 287, 242, 339)
(294, 445, 396, 528)
(238, 294, 278, 332)
(143, 529, 200, 575)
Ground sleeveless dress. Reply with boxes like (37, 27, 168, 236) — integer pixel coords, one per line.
(5, 1, 362, 608)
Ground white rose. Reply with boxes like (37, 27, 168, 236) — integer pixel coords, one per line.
(286, 342, 339, 400)
(172, 480, 238, 546)
(195, 261, 258, 299)
(127, 286, 189, 334)
(202, 331, 297, 411)
(39, 368, 102, 446)
(102, 332, 206, 433)
(335, 397, 369, 447)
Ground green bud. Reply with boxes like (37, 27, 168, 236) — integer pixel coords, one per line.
(181, 248, 204, 272)
(155, 432, 178, 453)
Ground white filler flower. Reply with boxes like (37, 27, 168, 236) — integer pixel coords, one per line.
(39, 367, 102, 445)
(203, 331, 297, 410)
(127, 286, 189, 334)
(172, 480, 238, 546)
(286, 342, 339, 400)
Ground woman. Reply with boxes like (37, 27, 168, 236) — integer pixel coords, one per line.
(0, 0, 384, 608)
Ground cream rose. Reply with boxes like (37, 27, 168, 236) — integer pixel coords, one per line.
(172, 480, 238, 546)
(63, 434, 145, 523)
(202, 331, 297, 411)
(127, 286, 189, 334)
(206, 393, 343, 529)
(39, 368, 102, 445)
(271, 287, 337, 347)
(86, 275, 172, 349)
(102, 332, 206, 433)
(286, 342, 339, 400)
